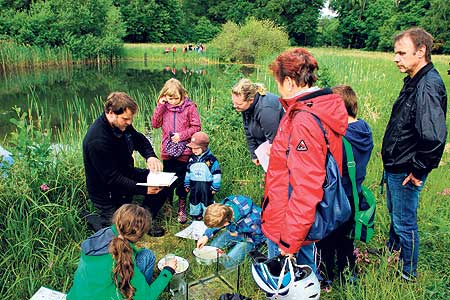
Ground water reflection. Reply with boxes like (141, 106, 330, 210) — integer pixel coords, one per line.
(0, 61, 229, 138)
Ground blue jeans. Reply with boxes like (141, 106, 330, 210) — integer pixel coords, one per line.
(267, 239, 317, 275)
(135, 249, 156, 284)
(385, 171, 427, 277)
(210, 231, 254, 268)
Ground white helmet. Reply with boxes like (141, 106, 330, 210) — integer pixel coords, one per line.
(251, 256, 320, 300)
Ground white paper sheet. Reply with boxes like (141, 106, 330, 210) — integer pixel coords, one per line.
(30, 287, 66, 300)
(254, 140, 270, 172)
(136, 172, 177, 187)
(175, 221, 208, 240)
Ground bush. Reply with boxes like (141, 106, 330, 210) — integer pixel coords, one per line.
(209, 17, 290, 63)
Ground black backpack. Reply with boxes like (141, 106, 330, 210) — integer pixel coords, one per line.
(218, 293, 251, 300)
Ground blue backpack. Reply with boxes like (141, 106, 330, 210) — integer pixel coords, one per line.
(305, 115, 352, 241)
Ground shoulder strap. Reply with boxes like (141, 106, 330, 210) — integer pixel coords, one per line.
(343, 137, 360, 213)
(310, 113, 330, 149)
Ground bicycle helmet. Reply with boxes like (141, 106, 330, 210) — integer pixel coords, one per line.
(251, 256, 320, 300)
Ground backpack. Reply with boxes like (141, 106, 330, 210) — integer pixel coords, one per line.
(343, 137, 376, 243)
(218, 293, 251, 300)
(305, 115, 352, 241)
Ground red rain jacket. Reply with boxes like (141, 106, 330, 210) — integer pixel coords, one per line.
(261, 88, 348, 254)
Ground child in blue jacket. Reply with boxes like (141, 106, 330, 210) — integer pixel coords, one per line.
(196, 195, 265, 268)
(317, 85, 374, 287)
(184, 131, 221, 220)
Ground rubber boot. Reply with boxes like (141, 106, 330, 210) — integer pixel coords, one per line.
(177, 198, 187, 224)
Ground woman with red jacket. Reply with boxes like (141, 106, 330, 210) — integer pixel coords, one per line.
(261, 48, 348, 273)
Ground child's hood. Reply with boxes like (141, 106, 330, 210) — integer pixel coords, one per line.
(224, 195, 253, 222)
(81, 227, 115, 256)
(345, 119, 373, 154)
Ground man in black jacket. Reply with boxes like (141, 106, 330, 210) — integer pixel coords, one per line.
(381, 27, 447, 281)
(83, 92, 165, 235)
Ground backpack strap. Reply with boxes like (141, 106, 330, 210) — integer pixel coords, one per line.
(343, 137, 360, 214)
(310, 114, 330, 149)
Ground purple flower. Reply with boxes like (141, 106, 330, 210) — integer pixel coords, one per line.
(40, 183, 49, 192)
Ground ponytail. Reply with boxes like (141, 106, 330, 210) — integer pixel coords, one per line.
(110, 236, 135, 300)
(109, 204, 151, 300)
(232, 78, 267, 101)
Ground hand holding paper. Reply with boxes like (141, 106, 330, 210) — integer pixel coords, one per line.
(137, 171, 178, 187)
(254, 140, 271, 172)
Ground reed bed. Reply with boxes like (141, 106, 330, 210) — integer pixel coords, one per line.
(0, 41, 73, 72)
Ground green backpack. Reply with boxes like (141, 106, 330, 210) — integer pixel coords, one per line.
(343, 137, 376, 243)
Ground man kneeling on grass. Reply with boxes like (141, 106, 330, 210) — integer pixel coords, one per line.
(196, 195, 265, 268)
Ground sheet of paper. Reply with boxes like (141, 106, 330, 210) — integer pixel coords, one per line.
(254, 140, 270, 172)
(136, 172, 177, 187)
(175, 221, 208, 240)
(30, 287, 66, 300)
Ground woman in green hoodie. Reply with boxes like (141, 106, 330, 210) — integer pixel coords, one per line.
(67, 204, 177, 300)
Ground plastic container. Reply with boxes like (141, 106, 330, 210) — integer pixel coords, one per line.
(192, 246, 224, 265)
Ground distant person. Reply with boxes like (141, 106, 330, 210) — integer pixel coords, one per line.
(196, 195, 265, 268)
(184, 131, 221, 221)
(151, 78, 201, 224)
(381, 27, 447, 281)
(66, 204, 177, 300)
(317, 85, 373, 287)
(261, 48, 348, 273)
(83, 92, 165, 236)
(231, 78, 284, 166)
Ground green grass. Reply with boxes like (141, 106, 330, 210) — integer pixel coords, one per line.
(1, 46, 449, 300)
(121, 43, 220, 65)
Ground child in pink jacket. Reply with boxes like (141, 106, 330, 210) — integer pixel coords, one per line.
(151, 78, 201, 223)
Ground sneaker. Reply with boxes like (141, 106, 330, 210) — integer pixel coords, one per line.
(400, 271, 416, 283)
(148, 226, 165, 237)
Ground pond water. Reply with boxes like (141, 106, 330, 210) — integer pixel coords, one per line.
(0, 60, 256, 139)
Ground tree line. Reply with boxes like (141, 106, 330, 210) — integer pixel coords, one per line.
(0, 0, 448, 61)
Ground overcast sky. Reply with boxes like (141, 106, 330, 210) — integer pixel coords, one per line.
(320, 0, 338, 17)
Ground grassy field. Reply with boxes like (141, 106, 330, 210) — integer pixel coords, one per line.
(0, 46, 449, 300)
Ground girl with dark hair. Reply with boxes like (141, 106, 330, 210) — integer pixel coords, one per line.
(67, 204, 177, 300)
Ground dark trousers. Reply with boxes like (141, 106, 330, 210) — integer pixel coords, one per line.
(317, 220, 356, 282)
(87, 168, 167, 231)
(89, 194, 132, 232)
(162, 159, 188, 203)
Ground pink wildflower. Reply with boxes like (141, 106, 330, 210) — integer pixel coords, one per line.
(438, 188, 450, 196)
(40, 183, 49, 192)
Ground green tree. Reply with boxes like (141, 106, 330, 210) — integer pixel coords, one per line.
(114, 0, 184, 42)
(193, 16, 220, 43)
(3, 0, 125, 59)
(330, 0, 368, 48)
(280, 0, 324, 45)
(316, 17, 341, 47)
(181, 0, 323, 46)
(423, 0, 450, 54)
(113, 0, 159, 42)
(156, 0, 184, 42)
(210, 17, 289, 63)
